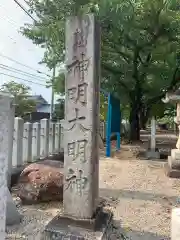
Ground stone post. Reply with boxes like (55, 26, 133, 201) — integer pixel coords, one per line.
(7, 101, 15, 187)
(32, 122, 40, 161)
(40, 119, 49, 158)
(12, 117, 24, 167)
(0, 93, 14, 239)
(60, 120, 65, 151)
(151, 117, 156, 150)
(49, 122, 55, 155)
(42, 14, 113, 240)
(23, 122, 32, 163)
(63, 14, 100, 219)
(171, 208, 180, 240)
(146, 117, 160, 159)
(167, 102, 180, 174)
(162, 96, 180, 177)
(55, 122, 61, 152)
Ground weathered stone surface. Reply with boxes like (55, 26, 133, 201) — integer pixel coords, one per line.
(171, 208, 180, 240)
(0, 92, 15, 238)
(16, 160, 63, 204)
(63, 13, 100, 219)
(165, 160, 180, 178)
(145, 149, 160, 160)
(170, 149, 180, 170)
(171, 149, 180, 159)
(10, 152, 64, 188)
(163, 90, 180, 178)
(6, 188, 21, 226)
(150, 117, 156, 150)
(41, 208, 113, 240)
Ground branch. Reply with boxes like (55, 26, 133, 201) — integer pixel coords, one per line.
(102, 62, 123, 75)
(103, 40, 132, 63)
(138, 53, 152, 66)
(102, 63, 131, 94)
(132, 47, 139, 81)
(167, 66, 180, 91)
(147, 66, 180, 105)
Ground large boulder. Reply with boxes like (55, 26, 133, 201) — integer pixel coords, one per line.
(15, 160, 64, 204)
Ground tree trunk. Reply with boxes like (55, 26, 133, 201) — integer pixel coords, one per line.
(139, 106, 149, 130)
(129, 102, 140, 141)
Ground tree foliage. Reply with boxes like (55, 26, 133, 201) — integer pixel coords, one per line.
(0, 81, 36, 117)
(22, 0, 180, 140)
(53, 99, 65, 120)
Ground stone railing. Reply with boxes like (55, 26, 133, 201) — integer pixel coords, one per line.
(10, 118, 106, 170)
(11, 118, 62, 169)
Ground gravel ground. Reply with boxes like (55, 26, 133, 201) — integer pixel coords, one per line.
(100, 144, 180, 240)
(6, 141, 180, 239)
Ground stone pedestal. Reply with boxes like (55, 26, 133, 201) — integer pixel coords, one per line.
(6, 188, 21, 226)
(42, 14, 112, 239)
(162, 92, 180, 178)
(42, 208, 113, 240)
(145, 148, 160, 159)
(165, 150, 180, 178)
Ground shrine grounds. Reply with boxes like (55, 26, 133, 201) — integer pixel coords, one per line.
(6, 130, 179, 240)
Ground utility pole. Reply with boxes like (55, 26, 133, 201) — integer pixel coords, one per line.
(50, 66, 56, 120)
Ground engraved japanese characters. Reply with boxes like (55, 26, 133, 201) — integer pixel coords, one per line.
(63, 14, 100, 219)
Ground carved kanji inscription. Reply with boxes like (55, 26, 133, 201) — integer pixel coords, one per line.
(65, 168, 88, 196)
(67, 83, 87, 105)
(67, 139, 87, 163)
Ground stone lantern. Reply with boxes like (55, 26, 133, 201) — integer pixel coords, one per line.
(162, 89, 180, 177)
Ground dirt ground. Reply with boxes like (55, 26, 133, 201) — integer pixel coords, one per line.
(7, 132, 180, 239)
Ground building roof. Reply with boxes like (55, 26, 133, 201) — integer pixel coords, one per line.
(27, 95, 48, 105)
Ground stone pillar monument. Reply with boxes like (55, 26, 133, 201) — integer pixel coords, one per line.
(42, 14, 112, 240)
(146, 116, 160, 159)
(163, 90, 180, 177)
(63, 13, 100, 219)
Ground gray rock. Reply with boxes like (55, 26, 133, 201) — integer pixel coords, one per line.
(6, 188, 21, 226)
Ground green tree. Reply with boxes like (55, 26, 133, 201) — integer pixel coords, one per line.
(22, 0, 180, 140)
(52, 99, 64, 120)
(0, 81, 36, 117)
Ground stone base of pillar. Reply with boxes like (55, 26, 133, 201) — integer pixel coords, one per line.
(145, 148, 160, 159)
(41, 207, 113, 240)
(6, 188, 22, 226)
(165, 155, 180, 178)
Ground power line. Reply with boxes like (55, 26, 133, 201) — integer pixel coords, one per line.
(0, 66, 47, 83)
(0, 15, 19, 29)
(13, 0, 37, 22)
(0, 33, 39, 53)
(12, 0, 59, 50)
(0, 64, 48, 82)
(0, 5, 20, 28)
(0, 5, 44, 52)
(10, 0, 60, 74)
(0, 72, 47, 86)
(0, 53, 51, 77)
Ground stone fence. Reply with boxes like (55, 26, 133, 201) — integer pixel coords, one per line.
(10, 118, 106, 170)
(11, 118, 63, 169)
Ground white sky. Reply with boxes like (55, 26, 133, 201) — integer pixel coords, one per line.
(0, 0, 56, 103)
